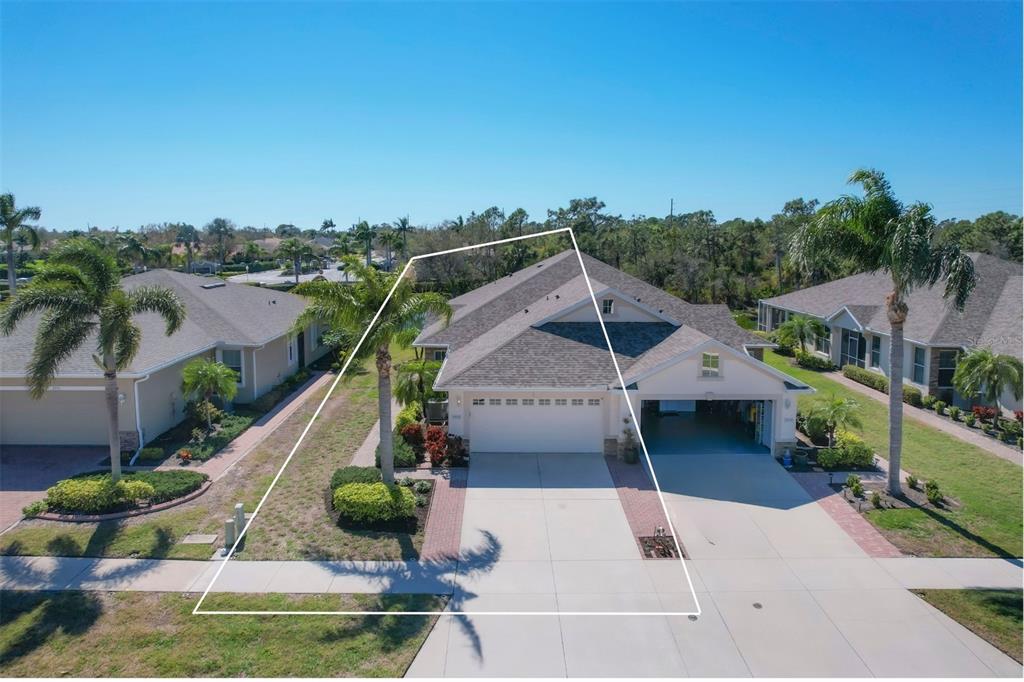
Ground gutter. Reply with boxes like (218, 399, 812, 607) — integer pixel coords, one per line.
(128, 372, 152, 465)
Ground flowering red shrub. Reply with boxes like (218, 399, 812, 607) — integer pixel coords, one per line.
(972, 406, 998, 422)
(425, 426, 447, 466)
(1015, 410, 1023, 423)
(400, 423, 425, 451)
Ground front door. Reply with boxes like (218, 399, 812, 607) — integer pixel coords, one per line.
(297, 331, 306, 367)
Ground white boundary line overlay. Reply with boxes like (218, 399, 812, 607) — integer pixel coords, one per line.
(193, 227, 702, 617)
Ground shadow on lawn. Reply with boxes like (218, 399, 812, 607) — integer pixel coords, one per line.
(909, 499, 1020, 559)
(0, 591, 103, 667)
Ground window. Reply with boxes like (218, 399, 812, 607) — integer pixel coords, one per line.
(221, 349, 243, 385)
(505, 398, 518, 406)
(870, 336, 881, 368)
(840, 329, 865, 368)
(472, 398, 485, 406)
(432, 349, 446, 361)
(937, 350, 958, 388)
(555, 398, 567, 406)
(522, 398, 535, 406)
(701, 352, 720, 377)
(571, 398, 584, 406)
(588, 398, 601, 406)
(815, 330, 831, 355)
(602, 299, 614, 315)
(912, 346, 926, 384)
(287, 336, 295, 363)
(489, 398, 501, 406)
(538, 398, 551, 406)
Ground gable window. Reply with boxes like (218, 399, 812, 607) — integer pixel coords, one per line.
(538, 398, 551, 406)
(555, 398, 567, 406)
(602, 299, 614, 315)
(489, 398, 501, 406)
(432, 349, 446, 361)
(912, 346, 926, 384)
(701, 352, 720, 377)
(870, 336, 881, 368)
(221, 349, 243, 386)
(472, 398, 485, 406)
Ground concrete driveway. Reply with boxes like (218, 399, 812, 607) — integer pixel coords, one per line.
(410, 450, 1021, 677)
(0, 446, 106, 533)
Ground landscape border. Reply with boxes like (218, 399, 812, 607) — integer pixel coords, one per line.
(193, 227, 702, 617)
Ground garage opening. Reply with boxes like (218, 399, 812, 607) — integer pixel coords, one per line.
(638, 399, 770, 455)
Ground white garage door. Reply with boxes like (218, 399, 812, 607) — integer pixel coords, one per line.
(468, 397, 603, 453)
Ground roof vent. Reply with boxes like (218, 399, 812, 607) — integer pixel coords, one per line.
(555, 294, 559, 299)
(200, 281, 226, 290)
(524, 308, 529, 313)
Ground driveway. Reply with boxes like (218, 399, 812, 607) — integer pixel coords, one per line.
(410, 450, 1021, 677)
(0, 446, 106, 532)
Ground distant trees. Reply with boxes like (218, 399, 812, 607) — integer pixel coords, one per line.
(174, 223, 201, 274)
(352, 221, 376, 266)
(278, 237, 313, 284)
(1, 193, 41, 296)
(204, 217, 236, 264)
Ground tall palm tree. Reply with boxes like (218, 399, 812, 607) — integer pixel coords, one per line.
(791, 169, 976, 495)
(0, 239, 185, 480)
(277, 238, 312, 285)
(294, 257, 451, 483)
(351, 221, 376, 267)
(952, 348, 1023, 410)
(1, 193, 42, 296)
(174, 223, 201, 274)
(809, 394, 862, 447)
(377, 229, 398, 271)
(320, 218, 336, 234)
(116, 231, 151, 271)
(181, 357, 239, 430)
(393, 216, 412, 259)
(776, 314, 828, 352)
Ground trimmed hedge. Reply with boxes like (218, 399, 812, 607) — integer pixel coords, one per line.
(794, 350, 834, 371)
(330, 466, 381, 490)
(43, 470, 206, 514)
(333, 482, 416, 523)
(136, 447, 166, 462)
(841, 364, 923, 407)
(815, 430, 874, 470)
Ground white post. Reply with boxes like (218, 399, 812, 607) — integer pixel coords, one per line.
(223, 518, 236, 554)
(234, 503, 245, 536)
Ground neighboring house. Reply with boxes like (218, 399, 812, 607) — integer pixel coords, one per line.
(414, 250, 811, 457)
(758, 253, 1023, 413)
(0, 270, 329, 450)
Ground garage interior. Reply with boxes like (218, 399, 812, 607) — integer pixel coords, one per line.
(638, 399, 770, 455)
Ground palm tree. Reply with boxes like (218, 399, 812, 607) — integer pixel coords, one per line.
(393, 216, 412, 259)
(320, 218, 336, 234)
(116, 231, 151, 271)
(0, 239, 185, 480)
(809, 394, 862, 447)
(776, 314, 828, 352)
(1, 193, 42, 296)
(351, 221, 376, 267)
(952, 348, 1023, 410)
(278, 238, 312, 284)
(790, 169, 977, 495)
(181, 357, 239, 430)
(377, 229, 398, 271)
(174, 223, 201, 274)
(242, 241, 265, 264)
(394, 358, 442, 422)
(294, 257, 451, 483)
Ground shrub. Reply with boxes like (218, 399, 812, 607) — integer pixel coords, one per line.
(794, 350, 833, 371)
(1015, 410, 1023, 422)
(845, 474, 864, 497)
(399, 423, 425, 452)
(906, 474, 918, 490)
(800, 412, 830, 445)
(333, 482, 416, 523)
(395, 402, 422, 430)
(446, 435, 469, 467)
(413, 480, 432, 494)
(870, 491, 882, 508)
(947, 406, 961, 421)
(415, 494, 428, 508)
(816, 448, 843, 469)
(933, 400, 947, 414)
(843, 364, 887, 392)
(42, 471, 196, 514)
(121, 479, 157, 502)
(22, 500, 47, 517)
(972, 405, 998, 422)
(998, 418, 1022, 437)
(187, 399, 223, 426)
(398, 476, 414, 487)
(330, 466, 381, 490)
(375, 431, 418, 469)
(424, 425, 447, 466)
(136, 447, 166, 462)
(123, 470, 206, 504)
(46, 478, 126, 513)
(925, 479, 944, 505)
(903, 385, 923, 407)
(835, 431, 874, 467)
(964, 413, 977, 427)
(922, 395, 936, 409)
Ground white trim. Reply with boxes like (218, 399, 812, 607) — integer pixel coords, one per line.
(825, 305, 866, 331)
(530, 284, 681, 327)
(0, 385, 104, 391)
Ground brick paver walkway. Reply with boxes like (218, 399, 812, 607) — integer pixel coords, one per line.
(604, 456, 677, 555)
(418, 468, 468, 562)
(791, 471, 903, 558)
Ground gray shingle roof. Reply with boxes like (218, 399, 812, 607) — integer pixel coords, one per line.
(762, 253, 1023, 357)
(421, 249, 769, 389)
(0, 270, 309, 377)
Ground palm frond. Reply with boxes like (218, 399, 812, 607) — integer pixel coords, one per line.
(49, 238, 120, 294)
(114, 322, 142, 370)
(128, 285, 186, 335)
(26, 314, 96, 398)
(0, 283, 94, 335)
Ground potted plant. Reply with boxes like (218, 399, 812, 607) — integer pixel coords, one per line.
(619, 427, 640, 464)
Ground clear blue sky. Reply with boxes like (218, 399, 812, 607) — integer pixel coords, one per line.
(2, 1, 1021, 231)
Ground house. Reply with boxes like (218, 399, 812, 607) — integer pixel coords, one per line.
(0, 270, 330, 450)
(413, 250, 812, 456)
(758, 253, 1023, 413)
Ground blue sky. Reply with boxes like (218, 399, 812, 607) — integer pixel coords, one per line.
(2, 1, 1021, 231)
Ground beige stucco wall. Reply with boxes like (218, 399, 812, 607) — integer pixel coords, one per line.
(135, 351, 214, 445)
(0, 376, 136, 446)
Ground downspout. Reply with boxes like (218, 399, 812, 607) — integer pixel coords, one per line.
(251, 343, 265, 399)
(128, 373, 151, 465)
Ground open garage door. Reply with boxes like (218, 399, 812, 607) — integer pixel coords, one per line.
(639, 399, 769, 455)
(469, 398, 603, 453)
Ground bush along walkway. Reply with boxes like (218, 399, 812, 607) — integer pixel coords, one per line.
(829, 370, 1022, 466)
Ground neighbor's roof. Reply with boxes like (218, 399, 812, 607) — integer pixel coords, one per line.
(0, 269, 308, 378)
(416, 250, 775, 389)
(761, 253, 1023, 358)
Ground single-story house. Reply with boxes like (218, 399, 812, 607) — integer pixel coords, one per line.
(758, 253, 1023, 413)
(0, 270, 329, 450)
(413, 250, 812, 457)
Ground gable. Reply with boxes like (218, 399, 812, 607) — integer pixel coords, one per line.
(549, 291, 666, 323)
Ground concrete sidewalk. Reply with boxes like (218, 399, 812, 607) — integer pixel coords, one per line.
(350, 398, 401, 467)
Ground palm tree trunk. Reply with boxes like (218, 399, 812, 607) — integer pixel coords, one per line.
(186, 246, 193, 274)
(5, 235, 16, 296)
(103, 354, 123, 482)
(366, 240, 372, 267)
(886, 292, 907, 496)
(377, 346, 395, 485)
(775, 251, 783, 294)
(294, 256, 300, 285)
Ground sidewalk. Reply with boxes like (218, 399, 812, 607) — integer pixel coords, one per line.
(3, 555, 1020, 594)
(350, 398, 401, 467)
(829, 371, 1022, 466)
(157, 370, 334, 481)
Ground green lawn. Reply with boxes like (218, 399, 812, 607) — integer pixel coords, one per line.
(0, 591, 444, 677)
(914, 589, 1023, 663)
(767, 350, 1023, 558)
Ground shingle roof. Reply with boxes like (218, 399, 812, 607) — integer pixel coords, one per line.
(420, 249, 769, 389)
(762, 253, 1023, 357)
(0, 270, 308, 377)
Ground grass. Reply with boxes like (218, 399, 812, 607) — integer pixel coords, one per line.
(0, 346, 419, 562)
(914, 589, 1023, 663)
(767, 350, 1023, 558)
(0, 591, 445, 677)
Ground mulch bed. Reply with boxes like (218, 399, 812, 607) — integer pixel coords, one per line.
(30, 479, 213, 523)
(831, 481, 961, 512)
